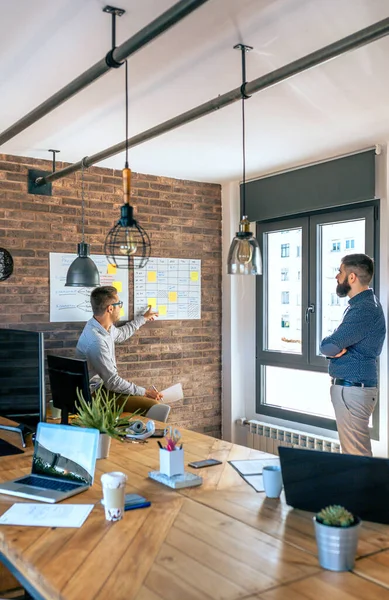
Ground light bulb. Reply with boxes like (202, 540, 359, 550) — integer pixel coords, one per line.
(237, 239, 252, 264)
(119, 228, 137, 255)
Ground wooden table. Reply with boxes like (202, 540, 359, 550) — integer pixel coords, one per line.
(1, 424, 389, 600)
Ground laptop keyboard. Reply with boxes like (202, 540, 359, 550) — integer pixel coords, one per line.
(18, 475, 82, 492)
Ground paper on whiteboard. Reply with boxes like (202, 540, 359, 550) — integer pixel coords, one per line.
(161, 383, 184, 403)
(0, 503, 94, 528)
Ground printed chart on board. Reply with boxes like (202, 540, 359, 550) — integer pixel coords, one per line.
(134, 257, 201, 320)
(49, 253, 129, 323)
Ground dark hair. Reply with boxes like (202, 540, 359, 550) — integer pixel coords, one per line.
(90, 286, 118, 316)
(341, 253, 374, 286)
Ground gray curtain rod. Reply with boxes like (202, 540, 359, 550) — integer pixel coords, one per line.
(0, 0, 209, 147)
(36, 16, 389, 187)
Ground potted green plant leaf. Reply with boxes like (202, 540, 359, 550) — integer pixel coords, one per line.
(314, 504, 361, 571)
(72, 386, 136, 459)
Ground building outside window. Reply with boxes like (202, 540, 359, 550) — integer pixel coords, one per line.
(281, 244, 290, 258)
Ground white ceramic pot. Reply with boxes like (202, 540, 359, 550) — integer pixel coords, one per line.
(96, 433, 111, 460)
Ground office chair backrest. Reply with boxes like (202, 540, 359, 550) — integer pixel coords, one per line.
(146, 403, 171, 423)
(47, 355, 91, 424)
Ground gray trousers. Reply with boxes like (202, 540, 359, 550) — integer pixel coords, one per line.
(330, 384, 378, 456)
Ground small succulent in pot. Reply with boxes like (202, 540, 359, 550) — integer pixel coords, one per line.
(316, 505, 355, 528)
(314, 504, 361, 572)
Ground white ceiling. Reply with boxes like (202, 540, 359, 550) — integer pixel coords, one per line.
(1, 0, 389, 183)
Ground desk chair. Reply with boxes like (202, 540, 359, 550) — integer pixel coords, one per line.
(47, 355, 91, 425)
(146, 403, 170, 423)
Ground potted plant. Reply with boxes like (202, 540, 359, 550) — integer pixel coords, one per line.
(314, 504, 361, 571)
(72, 386, 135, 459)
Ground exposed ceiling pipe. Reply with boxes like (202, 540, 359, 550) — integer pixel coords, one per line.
(35, 16, 389, 187)
(0, 0, 210, 147)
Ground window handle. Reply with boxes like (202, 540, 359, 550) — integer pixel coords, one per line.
(305, 303, 315, 323)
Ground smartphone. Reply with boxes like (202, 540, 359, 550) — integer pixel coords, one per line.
(124, 494, 151, 511)
(188, 459, 223, 469)
(151, 429, 165, 438)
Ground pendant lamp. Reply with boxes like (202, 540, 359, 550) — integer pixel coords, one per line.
(65, 158, 100, 287)
(104, 60, 151, 269)
(227, 44, 262, 276)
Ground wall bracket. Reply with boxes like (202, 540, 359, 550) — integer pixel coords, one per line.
(27, 169, 52, 196)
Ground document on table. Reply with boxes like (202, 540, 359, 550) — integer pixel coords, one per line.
(0, 503, 94, 528)
(161, 383, 184, 403)
(228, 458, 280, 492)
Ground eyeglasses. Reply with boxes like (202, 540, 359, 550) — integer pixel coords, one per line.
(111, 301, 123, 309)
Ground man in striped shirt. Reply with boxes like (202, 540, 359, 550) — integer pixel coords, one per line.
(320, 254, 385, 456)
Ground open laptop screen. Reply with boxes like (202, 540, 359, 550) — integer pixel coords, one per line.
(279, 446, 389, 524)
(32, 423, 99, 486)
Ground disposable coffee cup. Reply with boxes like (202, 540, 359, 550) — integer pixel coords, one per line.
(262, 465, 282, 498)
(101, 471, 127, 521)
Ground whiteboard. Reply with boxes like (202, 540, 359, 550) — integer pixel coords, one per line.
(49, 253, 129, 323)
(134, 257, 201, 320)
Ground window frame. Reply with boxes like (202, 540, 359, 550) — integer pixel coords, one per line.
(255, 202, 379, 434)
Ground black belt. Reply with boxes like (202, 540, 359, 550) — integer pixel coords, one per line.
(331, 378, 374, 388)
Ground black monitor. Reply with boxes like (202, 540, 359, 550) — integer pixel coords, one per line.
(0, 328, 46, 446)
(47, 355, 91, 425)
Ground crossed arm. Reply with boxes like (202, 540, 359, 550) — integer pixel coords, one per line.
(320, 308, 374, 358)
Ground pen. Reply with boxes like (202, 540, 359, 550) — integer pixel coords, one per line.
(157, 441, 163, 449)
(152, 385, 159, 394)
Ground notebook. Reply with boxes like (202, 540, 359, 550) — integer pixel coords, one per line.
(0, 423, 99, 503)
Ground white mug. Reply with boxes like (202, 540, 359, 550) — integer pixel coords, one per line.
(262, 465, 283, 498)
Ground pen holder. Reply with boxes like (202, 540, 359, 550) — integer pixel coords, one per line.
(159, 447, 184, 477)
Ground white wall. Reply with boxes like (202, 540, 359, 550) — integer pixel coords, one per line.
(222, 147, 389, 456)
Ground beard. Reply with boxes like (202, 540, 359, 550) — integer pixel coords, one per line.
(336, 275, 351, 298)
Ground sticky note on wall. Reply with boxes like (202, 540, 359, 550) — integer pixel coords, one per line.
(107, 264, 117, 275)
(113, 281, 122, 292)
(168, 292, 177, 302)
(190, 271, 199, 281)
(147, 271, 157, 283)
(147, 298, 157, 308)
(120, 308, 125, 317)
(158, 305, 167, 316)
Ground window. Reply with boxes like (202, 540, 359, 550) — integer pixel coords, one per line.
(281, 292, 290, 304)
(256, 205, 377, 432)
(281, 315, 290, 328)
(345, 239, 355, 249)
(281, 244, 290, 258)
(330, 293, 340, 306)
(281, 268, 289, 281)
(331, 241, 341, 252)
(296, 245, 301, 257)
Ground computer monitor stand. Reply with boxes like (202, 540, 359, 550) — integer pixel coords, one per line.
(0, 422, 34, 448)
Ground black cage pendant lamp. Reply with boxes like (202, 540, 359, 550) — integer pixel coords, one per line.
(104, 60, 151, 269)
(227, 44, 262, 276)
(65, 158, 100, 287)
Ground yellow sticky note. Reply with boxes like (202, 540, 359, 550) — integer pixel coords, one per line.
(147, 297, 157, 308)
(113, 281, 122, 292)
(168, 291, 177, 303)
(190, 271, 199, 282)
(158, 305, 167, 316)
(147, 271, 157, 283)
(120, 308, 125, 317)
(107, 264, 117, 275)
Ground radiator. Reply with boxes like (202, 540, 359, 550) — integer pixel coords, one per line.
(245, 420, 341, 455)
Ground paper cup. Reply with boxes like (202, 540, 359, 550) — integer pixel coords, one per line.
(262, 465, 283, 498)
(101, 471, 127, 521)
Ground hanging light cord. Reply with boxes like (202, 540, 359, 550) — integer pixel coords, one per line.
(241, 94, 246, 218)
(125, 59, 129, 169)
(81, 156, 88, 243)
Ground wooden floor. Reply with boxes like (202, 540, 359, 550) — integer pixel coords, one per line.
(0, 423, 389, 600)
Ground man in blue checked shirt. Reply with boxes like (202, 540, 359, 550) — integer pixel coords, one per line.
(320, 254, 386, 456)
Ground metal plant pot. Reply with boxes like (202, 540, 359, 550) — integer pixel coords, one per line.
(97, 433, 111, 460)
(314, 516, 361, 571)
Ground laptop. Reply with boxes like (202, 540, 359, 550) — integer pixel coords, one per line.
(279, 446, 389, 524)
(0, 423, 99, 503)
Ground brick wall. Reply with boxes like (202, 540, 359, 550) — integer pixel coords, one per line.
(0, 154, 222, 437)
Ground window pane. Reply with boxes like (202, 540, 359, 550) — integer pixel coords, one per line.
(319, 219, 365, 344)
(264, 366, 333, 419)
(266, 228, 302, 354)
